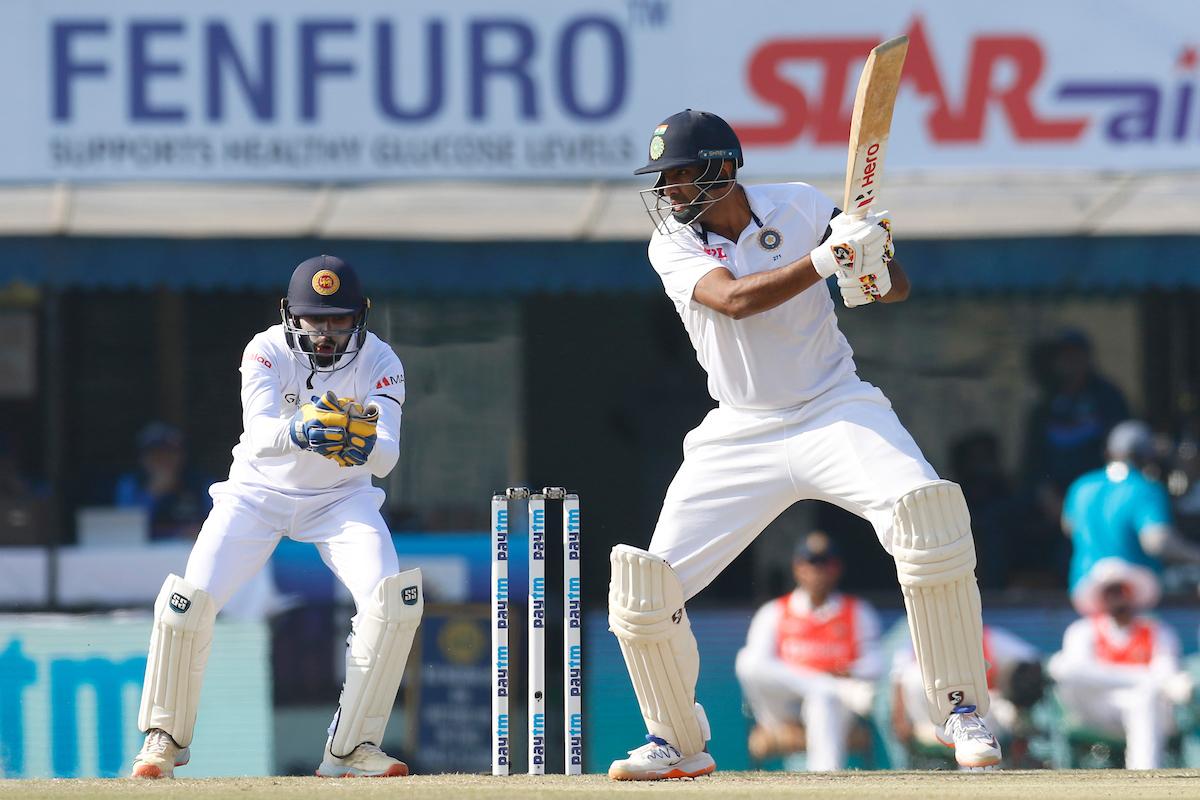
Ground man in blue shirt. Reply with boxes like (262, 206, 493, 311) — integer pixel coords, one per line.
(1063, 420, 1200, 603)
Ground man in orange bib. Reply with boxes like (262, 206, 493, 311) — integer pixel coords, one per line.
(735, 532, 884, 770)
(1048, 558, 1194, 768)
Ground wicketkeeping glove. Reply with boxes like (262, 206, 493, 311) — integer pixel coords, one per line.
(333, 402, 379, 467)
(290, 390, 350, 457)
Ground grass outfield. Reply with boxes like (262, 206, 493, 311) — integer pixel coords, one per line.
(1, 771, 1198, 800)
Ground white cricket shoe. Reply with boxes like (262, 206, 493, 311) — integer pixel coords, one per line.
(316, 741, 409, 778)
(130, 728, 190, 779)
(938, 705, 1002, 769)
(608, 735, 716, 781)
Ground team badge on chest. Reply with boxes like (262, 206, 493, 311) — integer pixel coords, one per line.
(757, 228, 783, 251)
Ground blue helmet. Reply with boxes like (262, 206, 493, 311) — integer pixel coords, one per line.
(279, 255, 371, 375)
(635, 110, 744, 231)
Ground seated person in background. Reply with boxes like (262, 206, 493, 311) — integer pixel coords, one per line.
(891, 624, 1045, 765)
(1064, 420, 1200, 593)
(1048, 557, 1193, 770)
(735, 531, 883, 771)
(115, 422, 212, 540)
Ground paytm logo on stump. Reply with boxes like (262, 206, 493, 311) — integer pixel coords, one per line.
(50, 13, 629, 124)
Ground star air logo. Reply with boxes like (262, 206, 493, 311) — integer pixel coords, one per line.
(758, 228, 783, 251)
(649, 124, 668, 160)
(312, 269, 340, 296)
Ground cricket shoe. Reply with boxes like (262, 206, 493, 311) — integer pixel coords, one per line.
(130, 728, 190, 779)
(608, 735, 716, 781)
(937, 705, 1002, 769)
(316, 741, 409, 778)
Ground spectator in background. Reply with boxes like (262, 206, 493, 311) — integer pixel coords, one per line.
(115, 422, 212, 541)
(891, 625, 1045, 767)
(950, 430, 1019, 589)
(1022, 330, 1129, 581)
(0, 432, 48, 498)
(1063, 420, 1200, 600)
(735, 532, 884, 771)
(1048, 558, 1193, 769)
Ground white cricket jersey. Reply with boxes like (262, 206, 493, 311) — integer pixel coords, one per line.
(648, 182, 853, 410)
(220, 324, 405, 494)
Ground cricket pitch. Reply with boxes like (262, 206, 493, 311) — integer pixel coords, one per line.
(1, 771, 1198, 800)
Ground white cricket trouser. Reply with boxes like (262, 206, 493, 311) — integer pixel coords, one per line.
(735, 651, 862, 771)
(184, 482, 399, 614)
(1055, 680, 1176, 769)
(650, 376, 938, 599)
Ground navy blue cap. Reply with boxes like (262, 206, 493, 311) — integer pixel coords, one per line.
(633, 109, 744, 175)
(286, 255, 365, 316)
(794, 531, 840, 563)
(1054, 328, 1092, 352)
(137, 422, 183, 451)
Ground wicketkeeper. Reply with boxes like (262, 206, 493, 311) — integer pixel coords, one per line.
(131, 255, 419, 779)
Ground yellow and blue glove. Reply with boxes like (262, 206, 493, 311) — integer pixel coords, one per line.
(290, 391, 350, 457)
(333, 402, 379, 467)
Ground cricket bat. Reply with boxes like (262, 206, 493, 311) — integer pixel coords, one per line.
(842, 36, 909, 218)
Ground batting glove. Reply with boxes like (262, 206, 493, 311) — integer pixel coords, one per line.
(810, 210, 891, 279)
(837, 261, 892, 307)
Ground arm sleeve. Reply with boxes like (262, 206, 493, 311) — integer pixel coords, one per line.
(804, 185, 838, 246)
(849, 600, 885, 680)
(1149, 622, 1182, 676)
(362, 349, 406, 479)
(1060, 480, 1078, 531)
(1049, 620, 1153, 688)
(742, 600, 783, 660)
(648, 235, 726, 310)
(987, 626, 1040, 668)
(241, 339, 297, 458)
(1133, 482, 1174, 532)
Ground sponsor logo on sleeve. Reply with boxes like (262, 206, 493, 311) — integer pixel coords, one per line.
(375, 374, 403, 389)
(244, 352, 272, 369)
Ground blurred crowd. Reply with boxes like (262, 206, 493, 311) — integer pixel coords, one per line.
(954, 328, 1200, 594)
(737, 525, 1200, 771)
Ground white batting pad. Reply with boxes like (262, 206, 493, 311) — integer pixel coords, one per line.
(328, 568, 423, 758)
(608, 545, 706, 756)
(892, 481, 990, 722)
(137, 574, 216, 747)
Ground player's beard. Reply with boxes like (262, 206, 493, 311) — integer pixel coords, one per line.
(671, 179, 734, 225)
(305, 336, 341, 368)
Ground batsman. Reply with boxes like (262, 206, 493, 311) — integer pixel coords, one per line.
(608, 107, 1000, 779)
(131, 255, 420, 779)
